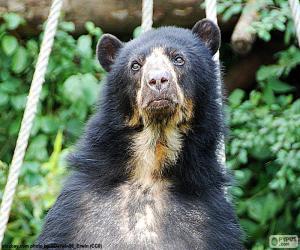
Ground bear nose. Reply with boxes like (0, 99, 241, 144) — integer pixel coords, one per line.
(147, 70, 171, 92)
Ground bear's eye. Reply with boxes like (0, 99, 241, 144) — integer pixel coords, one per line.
(131, 62, 141, 71)
(173, 56, 185, 66)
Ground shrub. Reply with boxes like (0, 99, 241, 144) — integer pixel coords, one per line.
(227, 90, 300, 249)
(0, 14, 104, 244)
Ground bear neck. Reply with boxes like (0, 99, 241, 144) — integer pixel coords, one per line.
(129, 123, 182, 188)
(69, 105, 227, 194)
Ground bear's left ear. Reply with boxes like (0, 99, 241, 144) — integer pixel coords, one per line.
(96, 34, 123, 72)
(192, 19, 221, 55)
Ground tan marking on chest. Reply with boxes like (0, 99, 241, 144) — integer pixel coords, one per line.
(129, 124, 182, 186)
(118, 182, 169, 244)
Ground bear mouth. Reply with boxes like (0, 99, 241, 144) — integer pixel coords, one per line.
(147, 98, 176, 110)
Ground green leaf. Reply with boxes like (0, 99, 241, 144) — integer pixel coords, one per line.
(63, 75, 82, 102)
(66, 119, 83, 136)
(256, 65, 281, 81)
(85, 21, 95, 33)
(0, 79, 21, 93)
(21, 162, 40, 175)
(62, 74, 99, 105)
(250, 146, 270, 160)
(10, 94, 27, 110)
(235, 169, 252, 186)
(26, 40, 39, 56)
(229, 89, 245, 107)
(11, 46, 28, 74)
(40, 116, 59, 134)
(252, 243, 265, 250)
(249, 91, 261, 106)
(26, 135, 48, 161)
(240, 219, 259, 238)
(296, 213, 300, 229)
(222, 4, 242, 21)
(268, 79, 295, 93)
(59, 21, 75, 32)
(53, 130, 63, 156)
(1, 35, 18, 55)
(262, 84, 275, 105)
(81, 73, 99, 105)
(85, 22, 102, 38)
(269, 178, 286, 190)
(291, 99, 300, 113)
(77, 35, 92, 57)
(247, 193, 283, 224)
(9, 117, 21, 135)
(229, 186, 243, 197)
(45, 130, 64, 170)
(238, 149, 248, 164)
(133, 26, 142, 38)
(0, 92, 9, 106)
(85, 21, 100, 36)
(3, 13, 25, 30)
(257, 29, 271, 41)
(274, 20, 285, 31)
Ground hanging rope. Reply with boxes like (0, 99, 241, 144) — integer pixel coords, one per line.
(205, 0, 219, 61)
(141, 0, 153, 33)
(289, 0, 300, 47)
(0, 0, 64, 245)
(205, 0, 225, 165)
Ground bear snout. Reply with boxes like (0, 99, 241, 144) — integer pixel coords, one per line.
(146, 69, 172, 93)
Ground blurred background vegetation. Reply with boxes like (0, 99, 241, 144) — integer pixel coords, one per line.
(0, 0, 299, 249)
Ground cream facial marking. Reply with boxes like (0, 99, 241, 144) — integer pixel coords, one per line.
(137, 47, 184, 112)
(127, 47, 189, 128)
(128, 48, 194, 187)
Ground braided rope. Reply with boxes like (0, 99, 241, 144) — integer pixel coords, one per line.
(0, 0, 64, 245)
(288, 0, 300, 47)
(205, 0, 225, 165)
(141, 0, 153, 33)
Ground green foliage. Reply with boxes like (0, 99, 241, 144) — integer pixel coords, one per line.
(0, 16, 104, 163)
(217, 7, 300, 247)
(218, 0, 294, 43)
(2, 13, 25, 30)
(217, 0, 244, 22)
(227, 90, 300, 249)
(1, 132, 68, 244)
(255, 46, 300, 105)
(0, 14, 104, 244)
(133, 26, 142, 38)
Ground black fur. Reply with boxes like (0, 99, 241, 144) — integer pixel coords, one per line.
(96, 34, 123, 72)
(36, 21, 243, 250)
(192, 19, 221, 55)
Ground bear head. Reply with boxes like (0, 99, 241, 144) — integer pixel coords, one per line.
(96, 19, 221, 131)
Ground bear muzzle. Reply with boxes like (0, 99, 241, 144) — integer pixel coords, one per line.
(142, 84, 179, 112)
(143, 69, 179, 111)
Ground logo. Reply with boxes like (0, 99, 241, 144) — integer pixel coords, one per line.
(269, 235, 298, 248)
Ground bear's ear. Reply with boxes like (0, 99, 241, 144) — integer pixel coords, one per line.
(192, 19, 221, 55)
(96, 34, 123, 72)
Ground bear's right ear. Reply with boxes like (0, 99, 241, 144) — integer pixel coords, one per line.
(96, 34, 123, 72)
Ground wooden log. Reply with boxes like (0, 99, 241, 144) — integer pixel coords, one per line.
(0, 0, 207, 34)
(231, 0, 266, 55)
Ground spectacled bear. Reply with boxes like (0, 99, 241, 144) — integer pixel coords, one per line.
(36, 19, 243, 249)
